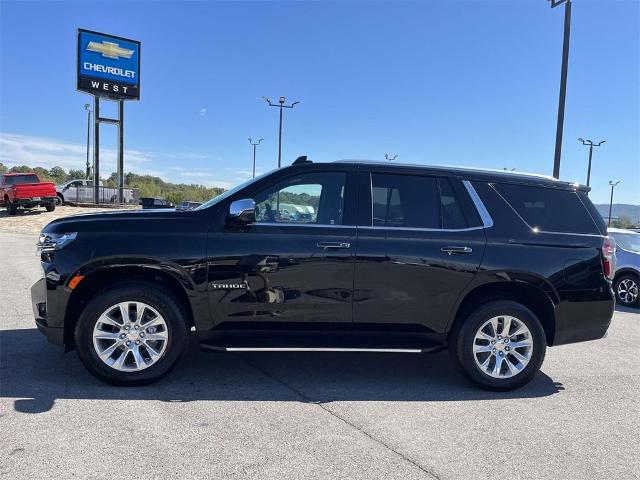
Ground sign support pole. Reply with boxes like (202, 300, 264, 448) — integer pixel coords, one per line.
(117, 100, 124, 204)
(93, 96, 100, 204)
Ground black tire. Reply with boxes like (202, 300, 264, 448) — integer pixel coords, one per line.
(45, 202, 55, 212)
(74, 282, 190, 386)
(55, 194, 64, 206)
(6, 199, 17, 215)
(614, 273, 639, 307)
(449, 300, 547, 391)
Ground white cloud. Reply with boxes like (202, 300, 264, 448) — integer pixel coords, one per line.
(0, 132, 233, 189)
(200, 108, 207, 116)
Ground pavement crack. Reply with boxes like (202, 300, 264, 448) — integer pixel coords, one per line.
(237, 355, 442, 480)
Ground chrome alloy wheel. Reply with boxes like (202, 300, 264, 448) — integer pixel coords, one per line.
(92, 302, 169, 372)
(617, 278, 639, 305)
(472, 315, 533, 379)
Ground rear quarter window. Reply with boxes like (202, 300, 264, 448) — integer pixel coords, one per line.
(493, 183, 600, 235)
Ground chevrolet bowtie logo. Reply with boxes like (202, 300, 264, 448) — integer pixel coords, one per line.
(86, 41, 134, 60)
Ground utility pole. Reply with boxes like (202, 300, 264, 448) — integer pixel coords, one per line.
(548, 0, 572, 179)
(578, 138, 605, 191)
(608, 180, 620, 227)
(84, 103, 92, 179)
(262, 96, 299, 168)
(248, 138, 263, 178)
(385, 154, 398, 162)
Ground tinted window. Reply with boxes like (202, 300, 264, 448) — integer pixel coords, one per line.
(611, 232, 640, 253)
(255, 172, 346, 225)
(495, 183, 599, 234)
(439, 178, 467, 229)
(5, 174, 39, 185)
(371, 174, 469, 229)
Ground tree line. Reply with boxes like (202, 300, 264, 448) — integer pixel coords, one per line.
(0, 163, 225, 205)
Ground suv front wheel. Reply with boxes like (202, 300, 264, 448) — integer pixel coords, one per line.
(449, 300, 547, 391)
(75, 282, 189, 385)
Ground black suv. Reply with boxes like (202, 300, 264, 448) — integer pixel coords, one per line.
(32, 159, 615, 390)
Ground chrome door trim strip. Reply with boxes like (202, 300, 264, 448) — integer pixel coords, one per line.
(462, 180, 494, 228)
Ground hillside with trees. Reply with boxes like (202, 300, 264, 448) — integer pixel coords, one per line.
(0, 163, 225, 204)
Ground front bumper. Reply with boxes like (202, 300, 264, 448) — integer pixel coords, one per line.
(31, 278, 64, 345)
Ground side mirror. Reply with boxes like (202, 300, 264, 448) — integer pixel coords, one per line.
(228, 198, 256, 224)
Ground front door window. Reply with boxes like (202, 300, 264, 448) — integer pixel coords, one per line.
(254, 172, 346, 225)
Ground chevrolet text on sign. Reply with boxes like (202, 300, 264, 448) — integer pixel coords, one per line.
(77, 29, 141, 100)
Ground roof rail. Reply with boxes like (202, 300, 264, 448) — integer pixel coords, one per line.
(293, 155, 311, 165)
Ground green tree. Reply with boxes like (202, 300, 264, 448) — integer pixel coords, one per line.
(48, 166, 67, 183)
(68, 169, 86, 180)
(0, 163, 7, 175)
(611, 216, 636, 229)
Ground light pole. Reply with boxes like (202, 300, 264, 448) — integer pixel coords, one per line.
(84, 103, 92, 179)
(248, 137, 263, 178)
(548, 0, 572, 179)
(608, 180, 620, 227)
(578, 138, 605, 190)
(262, 96, 299, 168)
(385, 154, 398, 162)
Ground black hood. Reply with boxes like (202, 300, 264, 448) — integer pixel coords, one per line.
(42, 208, 195, 234)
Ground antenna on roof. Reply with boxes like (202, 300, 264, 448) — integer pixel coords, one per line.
(293, 156, 311, 165)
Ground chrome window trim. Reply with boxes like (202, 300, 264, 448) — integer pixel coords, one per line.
(462, 180, 494, 228)
(358, 225, 485, 233)
(251, 222, 355, 229)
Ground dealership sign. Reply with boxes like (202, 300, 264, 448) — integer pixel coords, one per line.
(77, 29, 140, 100)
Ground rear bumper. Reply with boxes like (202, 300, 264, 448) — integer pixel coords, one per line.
(551, 294, 615, 346)
(14, 196, 56, 207)
(31, 278, 64, 345)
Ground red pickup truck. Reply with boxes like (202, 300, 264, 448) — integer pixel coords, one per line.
(1, 173, 57, 215)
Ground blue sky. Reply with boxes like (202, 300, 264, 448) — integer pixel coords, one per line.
(1, 0, 638, 204)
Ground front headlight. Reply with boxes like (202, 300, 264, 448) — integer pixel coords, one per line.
(37, 232, 78, 253)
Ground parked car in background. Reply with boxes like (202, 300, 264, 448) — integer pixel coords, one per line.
(176, 201, 202, 211)
(56, 179, 137, 205)
(139, 197, 174, 209)
(1, 173, 56, 215)
(608, 228, 640, 307)
(55, 179, 101, 205)
(32, 159, 616, 390)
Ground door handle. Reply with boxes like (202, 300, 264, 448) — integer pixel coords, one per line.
(317, 241, 351, 249)
(441, 246, 473, 255)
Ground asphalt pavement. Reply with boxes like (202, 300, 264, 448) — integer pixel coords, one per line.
(1, 231, 638, 479)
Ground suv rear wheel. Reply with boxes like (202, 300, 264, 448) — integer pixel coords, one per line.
(74, 282, 189, 385)
(449, 300, 547, 390)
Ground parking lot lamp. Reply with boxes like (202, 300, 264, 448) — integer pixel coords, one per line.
(548, 0, 572, 179)
(262, 96, 300, 168)
(248, 138, 263, 178)
(578, 138, 605, 191)
(608, 180, 620, 227)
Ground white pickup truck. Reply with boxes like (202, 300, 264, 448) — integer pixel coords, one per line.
(55, 179, 137, 205)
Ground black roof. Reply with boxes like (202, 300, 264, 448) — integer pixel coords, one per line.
(295, 159, 586, 191)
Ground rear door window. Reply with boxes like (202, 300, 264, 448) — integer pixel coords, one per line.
(494, 183, 599, 234)
(371, 174, 469, 229)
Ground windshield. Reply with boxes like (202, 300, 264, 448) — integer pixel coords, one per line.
(612, 232, 640, 253)
(5, 174, 39, 185)
(195, 169, 277, 210)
